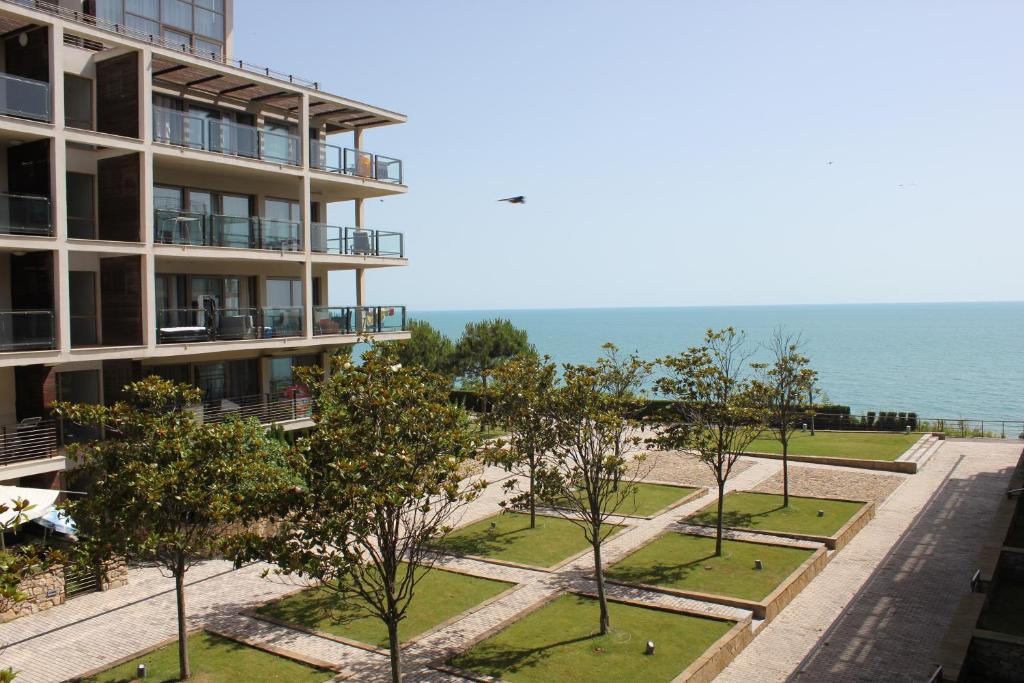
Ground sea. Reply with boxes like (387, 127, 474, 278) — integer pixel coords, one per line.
(416, 301, 1024, 421)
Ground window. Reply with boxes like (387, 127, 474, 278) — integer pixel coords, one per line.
(126, 0, 159, 19)
(64, 74, 93, 130)
(161, 0, 193, 31)
(58, 370, 101, 443)
(66, 173, 96, 239)
(69, 271, 98, 346)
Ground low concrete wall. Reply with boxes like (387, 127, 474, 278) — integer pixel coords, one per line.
(743, 451, 918, 474)
(672, 616, 753, 683)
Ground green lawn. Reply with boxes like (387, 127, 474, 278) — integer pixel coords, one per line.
(688, 491, 865, 537)
(255, 564, 511, 647)
(84, 631, 331, 682)
(449, 594, 734, 683)
(606, 532, 814, 601)
(435, 512, 622, 568)
(552, 483, 698, 517)
(747, 431, 917, 461)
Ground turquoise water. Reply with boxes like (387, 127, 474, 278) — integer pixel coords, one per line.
(416, 302, 1024, 420)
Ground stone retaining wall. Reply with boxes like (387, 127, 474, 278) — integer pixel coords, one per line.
(0, 558, 128, 623)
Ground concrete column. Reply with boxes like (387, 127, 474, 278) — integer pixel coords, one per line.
(299, 93, 310, 171)
(48, 24, 64, 130)
(140, 48, 153, 144)
(355, 268, 365, 307)
(49, 25, 70, 353)
(354, 198, 363, 228)
(303, 261, 313, 340)
(140, 47, 156, 348)
(353, 127, 363, 151)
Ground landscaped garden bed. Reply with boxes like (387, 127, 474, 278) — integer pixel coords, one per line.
(686, 491, 873, 550)
(445, 593, 749, 683)
(253, 564, 513, 648)
(547, 482, 704, 518)
(79, 630, 334, 682)
(605, 532, 827, 620)
(434, 512, 625, 569)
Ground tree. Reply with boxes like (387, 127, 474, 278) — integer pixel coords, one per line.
(539, 346, 651, 635)
(654, 328, 766, 556)
(752, 328, 817, 506)
(452, 319, 534, 421)
(393, 320, 455, 377)
(259, 346, 482, 683)
(53, 378, 296, 682)
(486, 354, 559, 528)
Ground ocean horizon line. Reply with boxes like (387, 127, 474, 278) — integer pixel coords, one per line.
(411, 299, 1024, 314)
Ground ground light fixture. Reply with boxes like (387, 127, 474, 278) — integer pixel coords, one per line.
(645, 640, 655, 655)
(754, 559, 764, 571)
(137, 663, 147, 678)
(817, 510, 825, 517)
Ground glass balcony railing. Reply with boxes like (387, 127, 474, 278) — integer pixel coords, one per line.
(0, 72, 50, 122)
(313, 306, 407, 336)
(153, 107, 301, 165)
(154, 209, 302, 251)
(0, 310, 56, 351)
(311, 224, 403, 257)
(309, 140, 403, 184)
(0, 193, 52, 236)
(156, 307, 259, 344)
(261, 306, 304, 338)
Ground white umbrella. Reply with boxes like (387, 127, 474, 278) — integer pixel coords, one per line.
(0, 485, 59, 527)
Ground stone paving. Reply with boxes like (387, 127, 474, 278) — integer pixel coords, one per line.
(0, 441, 1019, 682)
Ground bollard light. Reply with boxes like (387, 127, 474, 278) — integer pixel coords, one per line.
(137, 664, 147, 679)
(754, 559, 763, 571)
(801, 423, 807, 432)
(817, 510, 825, 517)
(645, 640, 655, 655)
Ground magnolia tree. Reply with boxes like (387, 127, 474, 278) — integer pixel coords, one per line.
(486, 354, 559, 527)
(655, 328, 766, 556)
(258, 346, 483, 683)
(539, 345, 652, 635)
(53, 378, 297, 681)
(752, 328, 817, 506)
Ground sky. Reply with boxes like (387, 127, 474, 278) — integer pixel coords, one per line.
(235, 1, 1024, 312)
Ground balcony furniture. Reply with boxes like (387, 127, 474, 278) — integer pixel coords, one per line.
(352, 230, 372, 255)
(217, 314, 255, 340)
(158, 325, 211, 343)
(317, 318, 341, 335)
(17, 417, 41, 429)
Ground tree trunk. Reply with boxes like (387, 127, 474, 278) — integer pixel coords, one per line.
(480, 373, 489, 430)
(715, 480, 725, 556)
(529, 467, 536, 529)
(386, 617, 402, 683)
(782, 438, 790, 507)
(174, 563, 190, 681)
(593, 532, 610, 635)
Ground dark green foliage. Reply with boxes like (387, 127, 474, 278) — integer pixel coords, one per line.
(394, 320, 456, 377)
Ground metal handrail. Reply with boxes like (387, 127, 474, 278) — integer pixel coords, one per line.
(0, 192, 52, 236)
(198, 393, 313, 426)
(310, 224, 403, 257)
(153, 106, 301, 165)
(0, 419, 58, 465)
(3, 0, 321, 89)
(309, 140, 403, 184)
(0, 70, 50, 121)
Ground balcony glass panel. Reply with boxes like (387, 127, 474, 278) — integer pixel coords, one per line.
(0, 72, 50, 122)
(261, 307, 304, 338)
(310, 224, 403, 257)
(260, 218, 301, 251)
(156, 306, 258, 343)
(154, 107, 300, 165)
(313, 306, 407, 336)
(0, 193, 51, 236)
(0, 310, 55, 351)
(309, 141, 403, 184)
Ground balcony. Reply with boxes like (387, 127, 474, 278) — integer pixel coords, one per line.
(310, 141, 403, 184)
(153, 107, 301, 165)
(0, 72, 50, 122)
(193, 393, 313, 426)
(155, 209, 302, 251)
(311, 224, 403, 258)
(0, 193, 51, 236)
(0, 310, 55, 351)
(156, 306, 304, 344)
(313, 306, 407, 336)
(0, 419, 58, 466)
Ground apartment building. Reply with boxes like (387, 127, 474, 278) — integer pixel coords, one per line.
(0, 0, 410, 489)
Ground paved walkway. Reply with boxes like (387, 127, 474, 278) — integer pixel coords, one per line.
(715, 439, 1022, 683)
(1, 442, 1019, 682)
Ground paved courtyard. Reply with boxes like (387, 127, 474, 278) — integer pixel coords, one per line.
(0, 439, 1019, 682)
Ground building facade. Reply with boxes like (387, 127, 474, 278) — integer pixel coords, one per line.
(0, 0, 409, 488)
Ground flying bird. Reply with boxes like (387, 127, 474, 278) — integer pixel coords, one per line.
(825, 161, 834, 166)
(497, 196, 526, 204)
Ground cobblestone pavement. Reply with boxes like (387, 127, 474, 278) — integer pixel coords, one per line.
(1, 441, 1018, 682)
(715, 439, 1023, 683)
(750, 462, 906, 504)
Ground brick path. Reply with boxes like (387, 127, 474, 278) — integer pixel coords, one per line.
(0, 443, 1018, 682)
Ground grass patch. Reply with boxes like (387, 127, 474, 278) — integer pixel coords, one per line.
(255, 564, 510, 648)
(606, 532, 814, 601)
(449, 593, 733, 683)
(83, 631, 331, 682)
(747, 430, 917, 461)
(688, 491, 865, 537)
(552, 483, 698, 517)
(435, 512, 623, 568)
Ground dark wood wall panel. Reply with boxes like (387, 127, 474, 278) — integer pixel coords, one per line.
(7, 139, 50, 198)
(14, 365, 54, 421)
(100, 256, 143, 347)
(96, 52, 139, 138)
(98, 153, 141, 242)
(4, 27, 48, 82)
